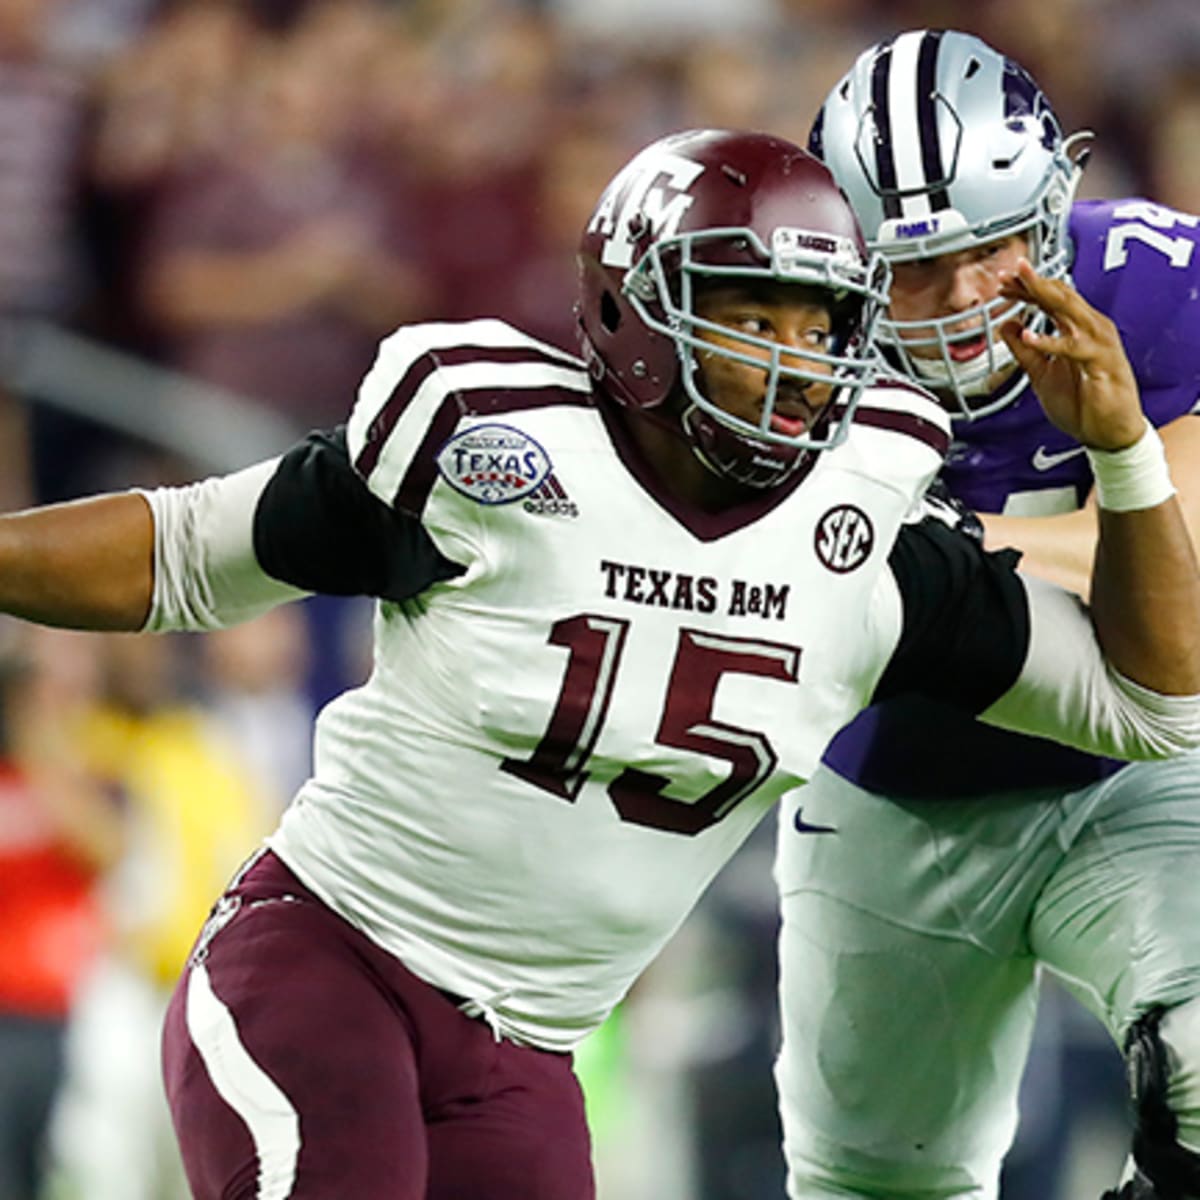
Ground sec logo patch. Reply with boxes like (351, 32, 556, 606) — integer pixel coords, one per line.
(437, 424, 552, 505)
(814, 504, 874, 573)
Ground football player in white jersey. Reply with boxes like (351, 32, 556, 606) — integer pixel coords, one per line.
(0, 127, 1198, 1200)
(779, 29, 1200, 1200)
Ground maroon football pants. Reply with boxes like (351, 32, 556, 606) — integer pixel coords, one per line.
(161, 852, 595, 1199)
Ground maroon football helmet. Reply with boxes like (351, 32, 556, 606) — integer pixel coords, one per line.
(577, 128, 889, 488)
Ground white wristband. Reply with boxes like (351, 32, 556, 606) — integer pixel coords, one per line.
(1086, 421, 1176, 513)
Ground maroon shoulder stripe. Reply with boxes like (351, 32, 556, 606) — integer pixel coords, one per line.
(353, 343, 587, 479)
(851, 404, 950, 457)
(355, 350, 438, 479)
(391, 385, 594, 515)
(392, 393, 467, 517)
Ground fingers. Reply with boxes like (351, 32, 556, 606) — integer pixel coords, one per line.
(1008, 323, 1073, 360)
(999, 257, 1099, 339)
(999, 317, 1048, 378)
(998, 257, 1069, 307)
(999, 258, 1144, 451)
(999, 257, 1124, 365)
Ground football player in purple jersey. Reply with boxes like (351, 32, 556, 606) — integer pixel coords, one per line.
(781, 28, 1200, 1200)
(0, 125, 1196, 1200)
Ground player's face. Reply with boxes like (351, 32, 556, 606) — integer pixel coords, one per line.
(692, 282, 836, 437)
(888, 233, 1028, 385)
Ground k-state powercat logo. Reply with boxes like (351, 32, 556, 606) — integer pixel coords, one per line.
(814, 504, 874, 573)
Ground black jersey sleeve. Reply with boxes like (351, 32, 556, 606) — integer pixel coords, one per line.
(873, 518, 1030, 713)
(252, 426, 465, 600)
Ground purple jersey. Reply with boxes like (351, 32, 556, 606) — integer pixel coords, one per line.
(825, 198, 1200, 796)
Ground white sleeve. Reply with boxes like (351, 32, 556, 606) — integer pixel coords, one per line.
(138, 459, 309, 633)
(979, 573, 1200, 760)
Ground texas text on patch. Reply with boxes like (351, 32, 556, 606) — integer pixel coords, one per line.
(436, 423, 553, 505)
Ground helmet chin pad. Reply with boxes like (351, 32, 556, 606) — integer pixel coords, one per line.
(906, 342, 1016, 395)
(894, 317, 1019, 407)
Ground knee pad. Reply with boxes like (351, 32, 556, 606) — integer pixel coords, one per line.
(1125, 1003, 1200, 1199)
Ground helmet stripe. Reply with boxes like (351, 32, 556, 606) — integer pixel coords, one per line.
(884, 32, 932, 221)
(915, 29, 951, 211)
(869, 38, 901, 219)
(873, 29, 952, 220)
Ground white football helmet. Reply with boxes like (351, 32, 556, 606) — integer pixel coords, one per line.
(810, 29, 1091, 418)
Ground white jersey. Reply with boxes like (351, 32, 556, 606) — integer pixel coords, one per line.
(141, 319, 1200, 1051)
(273, 320, 944, 1049)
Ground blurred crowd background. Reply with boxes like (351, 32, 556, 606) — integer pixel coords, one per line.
(2, 0, 1198, 1197)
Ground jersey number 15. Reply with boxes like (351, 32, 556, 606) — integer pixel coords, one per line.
(501, 614, 800, 836)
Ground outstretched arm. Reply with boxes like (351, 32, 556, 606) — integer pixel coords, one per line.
(0, 461, 302, 635)
(0, 493, 155, 631)
(999, 260, 1200, 696)
(0, 429, 464, 638)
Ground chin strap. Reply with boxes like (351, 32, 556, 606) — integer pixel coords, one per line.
(681, 403, 813, 490)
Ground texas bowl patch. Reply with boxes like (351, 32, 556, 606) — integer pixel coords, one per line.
(437, 424, 552, 505)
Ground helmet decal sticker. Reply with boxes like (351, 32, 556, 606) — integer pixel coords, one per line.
(587, 147, 704, 270)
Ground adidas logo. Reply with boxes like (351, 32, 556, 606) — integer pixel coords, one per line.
(522, 473, 578, 518)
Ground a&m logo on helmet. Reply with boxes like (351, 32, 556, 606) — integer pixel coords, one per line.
(587, 145, 705, 269)
(437, 423, 552, 505)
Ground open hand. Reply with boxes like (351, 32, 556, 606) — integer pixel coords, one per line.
(999, 258, 1145, 451)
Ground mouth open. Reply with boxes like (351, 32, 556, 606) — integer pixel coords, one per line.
(946, 333, 989, 363)
(769, 412, 809, 437)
